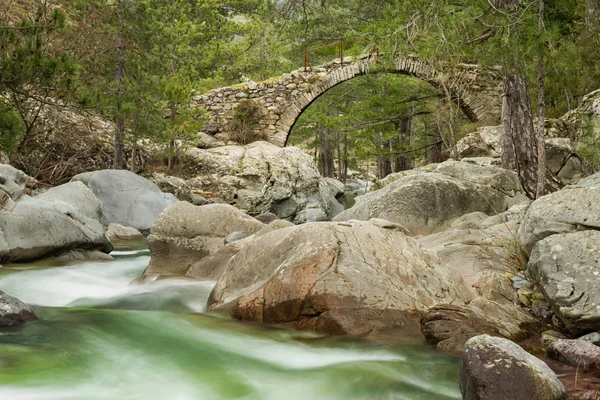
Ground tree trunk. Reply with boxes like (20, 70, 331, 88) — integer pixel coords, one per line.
(336, 131, 342, 179)
(376, 132, 391, 179)
(318, 128, 335, 178)
(394, 116, 412, 172)
(113, 32, 125, 170)
(429, 127, 444, 164)
(342, 133, 348, 183)
(536, 0, 546, 199)
(586, 0, 600, 28)
(501, 73, 538, 198)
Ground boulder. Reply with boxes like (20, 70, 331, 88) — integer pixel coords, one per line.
(418, 225, 522, 291)
(0, 181, 112, 263)
(541, 330, 568, 348)
(186, 219, 295, 281)
(224, 232, 249, 244)
(528, 230, 600, 334)
(106, 223, 144, 242)
(421, 305, 504, 354)
(0, 291, 37, 327)
(460, 335, 568, 400)
(545, 138, 584, 183)
(149, 173, 209, 206)
(142, 202, 264, 279)
(578, 171, 600, 188)
(181, 142, 344, 222)
(421, 293, 538, 354)
(579, 332, 600, 346)
(519, 187, 600, 254)
(73, 170, 178, 233)
(0, 164, 29, 201)
(547, 339, 600, 371)
(207, 220, 473, 335)
(335, 161, 522, 235)
(456, 126, 502, 159)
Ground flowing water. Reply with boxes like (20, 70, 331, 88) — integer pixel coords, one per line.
(0, 242, 461, 400)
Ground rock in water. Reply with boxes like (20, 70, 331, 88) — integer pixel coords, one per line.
(106, 223, 144, 242)
(528, 230, 600, 334)
(461, 335, 568, 400)
(207, 220, 473, 335)
(142, 202, 264, 279)
(73, 170, 178, 233)
(0, 181, 112, 263)
(0, 291, 37, 327)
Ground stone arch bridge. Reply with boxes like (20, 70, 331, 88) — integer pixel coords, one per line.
(193, 56, 503, 147)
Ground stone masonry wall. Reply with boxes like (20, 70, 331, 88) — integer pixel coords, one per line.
(193, 55, 503, 147)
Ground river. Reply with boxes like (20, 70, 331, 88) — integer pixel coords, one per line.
(0, 243, 462, 400)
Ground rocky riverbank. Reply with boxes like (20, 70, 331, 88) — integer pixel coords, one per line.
(2, 123, 600, 398)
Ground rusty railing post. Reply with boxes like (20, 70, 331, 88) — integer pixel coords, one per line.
(304, 47, 309, 71)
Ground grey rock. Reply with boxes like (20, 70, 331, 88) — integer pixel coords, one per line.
(461, 335, 568, 400)
(73, 170, 178, 233)
(142, 202, 264, 278)
(519, 187, 600, 254)
(255, 212, 278, 224)
(0, 164, 29, 202)
(450, 212, 488, 230)
(183, 142, 342, 223)
(541, 330, 567, 348)
(0, 181, 112, 263)
(335, 161, 521, 235)
(529, 230, 600, 334)
(547, 339, 600, 370)
(578, 171, 600, 188)
(579, 332, 600, 346)
(224, 232, 249, 245)
(0, 291, 37, 327)
(106, 223, 144, 242)
(53, 250, 114, 263)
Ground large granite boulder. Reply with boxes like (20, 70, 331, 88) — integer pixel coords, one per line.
(207, 220, 473, 335)
(73, 170, 178, 233)
(141, 202, 264, 279)
(578, 171, 600, 188)
(181, 142, 344, 223)
(460, 335, 568, 400)
(335, 160, 522, 235)
(0, 164, 30, 211)
(0, 291, 37, 327)
(0, 181, 112, 263)
(519, 187, 600, 254)
(529, 230, 600, 334)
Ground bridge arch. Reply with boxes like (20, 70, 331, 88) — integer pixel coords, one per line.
(193, 56, 503, 147)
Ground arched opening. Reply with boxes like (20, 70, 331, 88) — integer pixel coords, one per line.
(286, 73, 476, 184)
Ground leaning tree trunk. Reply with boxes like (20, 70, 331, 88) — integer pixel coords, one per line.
(318, 128, 335, 178)
(394, 116, 412, 172)
(536, 0, 546, 199)
(113, 32, 126, 170)
(429, 127, 444, 164)
(501, 74, 538, 198)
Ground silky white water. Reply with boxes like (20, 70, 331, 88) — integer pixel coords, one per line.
(0, 244, 461, 400)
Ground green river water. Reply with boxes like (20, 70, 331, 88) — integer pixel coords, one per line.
(0, 244, 461, 400)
